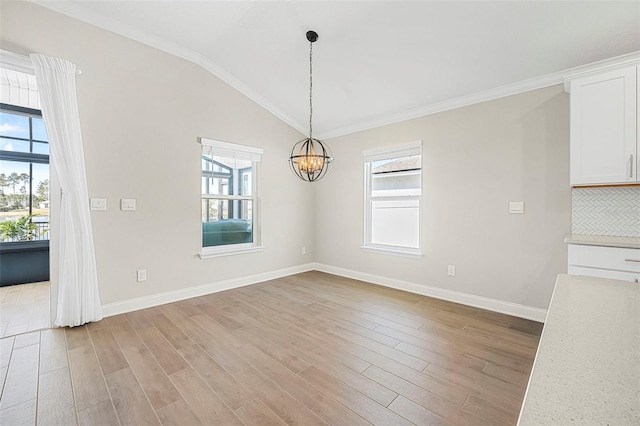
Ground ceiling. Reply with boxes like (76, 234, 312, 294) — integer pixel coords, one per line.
(35, 1, 640, 139)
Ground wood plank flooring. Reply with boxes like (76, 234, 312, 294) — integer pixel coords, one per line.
(0, 271, 543, 425)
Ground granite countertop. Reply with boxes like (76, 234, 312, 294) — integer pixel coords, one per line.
(564, 234, 640, 249)
(518, 274, 640, 425)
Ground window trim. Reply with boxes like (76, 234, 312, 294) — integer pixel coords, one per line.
(361, 140, 423, 258)
(199, 137, 264, 259)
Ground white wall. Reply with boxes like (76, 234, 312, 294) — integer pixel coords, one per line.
(1, 2, 313, 306)
(315, 85, 570, 310)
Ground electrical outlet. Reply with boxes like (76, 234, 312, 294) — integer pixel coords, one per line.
(137, 269, 147, 282)
(447, 265, 456, 276)
(301, 246, 307, 255)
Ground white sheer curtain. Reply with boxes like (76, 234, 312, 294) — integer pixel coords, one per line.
(30, 54, 102, 327)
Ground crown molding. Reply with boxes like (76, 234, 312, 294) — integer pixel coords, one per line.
(27, 2, 640, 140)
(30, 0, 308, 136)
(562, 52, 640, 93)
(319, 50, 640, 140)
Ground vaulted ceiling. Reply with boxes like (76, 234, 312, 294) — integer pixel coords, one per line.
(35, 1, 640, 138)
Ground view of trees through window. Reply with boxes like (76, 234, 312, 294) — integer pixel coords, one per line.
(0, 105, 50, 242)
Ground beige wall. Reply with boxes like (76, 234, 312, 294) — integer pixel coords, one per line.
(2, 2, 571, 312)
(315, 85, 570, 309)
(1, 2, 313, 305)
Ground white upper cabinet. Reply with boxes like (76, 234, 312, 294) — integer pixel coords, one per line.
(569, 66, 638, 185)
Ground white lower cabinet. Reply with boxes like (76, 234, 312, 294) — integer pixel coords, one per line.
(568, 244, 640, 282)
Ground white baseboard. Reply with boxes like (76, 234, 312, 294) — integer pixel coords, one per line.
(101, 263, 315, 317)
(101, 261, 546, 322)
(312, 263, 547, 323)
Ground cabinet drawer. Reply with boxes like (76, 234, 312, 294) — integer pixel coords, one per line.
(568, 265, 640, 282)
(568, 244, 640, 273)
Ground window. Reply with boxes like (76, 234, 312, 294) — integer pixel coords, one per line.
(0, 103, 49, 243)
(200, 137, 263, 258)
(362, 141, 422, 257)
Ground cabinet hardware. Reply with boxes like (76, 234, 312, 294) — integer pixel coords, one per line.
(631, 155, 634, 178)
(624, 258, 640, 263)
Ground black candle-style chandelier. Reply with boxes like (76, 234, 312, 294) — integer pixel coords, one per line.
(289, 30, 333, 182)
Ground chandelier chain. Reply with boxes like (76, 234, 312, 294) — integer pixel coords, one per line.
(309, 39, 313, 140)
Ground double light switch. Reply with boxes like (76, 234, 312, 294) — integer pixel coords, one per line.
(90, 198, 137, 211)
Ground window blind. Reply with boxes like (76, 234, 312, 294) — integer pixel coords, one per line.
(200, 137, 263, 162)
(363, 140, 421, 163)
(0, 50, 40, 109)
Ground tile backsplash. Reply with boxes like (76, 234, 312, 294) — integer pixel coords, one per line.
(572, 186, 640, 237)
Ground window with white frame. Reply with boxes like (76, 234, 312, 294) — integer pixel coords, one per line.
(362, 141, 422, 257)
(200, 137, 263, 258)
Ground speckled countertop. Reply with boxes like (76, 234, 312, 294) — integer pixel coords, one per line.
(564, 234, 640, 249)
(518, 274, 640, 425)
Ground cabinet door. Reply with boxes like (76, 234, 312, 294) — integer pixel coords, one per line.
(570, 66, 637, 185)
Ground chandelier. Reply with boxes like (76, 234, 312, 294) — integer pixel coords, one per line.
(289, 30, 333, 182)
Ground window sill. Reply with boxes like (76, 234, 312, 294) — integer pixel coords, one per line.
(199, 245, 264, 259)
(360, 245, 423, 259)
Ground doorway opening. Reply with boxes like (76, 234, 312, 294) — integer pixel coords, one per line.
(0, 100, 51, 337)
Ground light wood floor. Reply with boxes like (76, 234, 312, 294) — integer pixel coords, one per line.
(0, 282, 50, 338)
(0, 271, 542, 426)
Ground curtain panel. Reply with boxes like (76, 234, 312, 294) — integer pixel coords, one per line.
(30, 54, 102, 327)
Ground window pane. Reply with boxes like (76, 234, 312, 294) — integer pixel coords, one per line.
(202, 156, 211, 171)
(0, 136, 29, 152)
(0, 112, 29, 139)
(202, 198, 253, 247)
(371, 155, 420, 174)
(201, 141, 260, 251)
(371, 199, 419, 248)
(32, 118, 48, 141)
(238, 199, 253, 221)
(202, 199, 229, 222)
(372, 155, 421, 197)
(241, 169, 252, 196)
(202, 154, 254, 197)
(32, 141, 49, 155)
(0, 160, 30, 242)
(0, 161, 49, 242)
(31, 163, 49, 241)
(212, 155, 251, 172)
(202, 204, 253, 248)
(203, 176, 230, 196)
(201, 198, 253, 222)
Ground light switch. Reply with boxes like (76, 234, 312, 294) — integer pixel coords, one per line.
(509, 201, 525, 214)
(90, 198, 107, 211)
(121, 198, 136, 211)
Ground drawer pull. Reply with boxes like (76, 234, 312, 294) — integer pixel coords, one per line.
(624, 258, 640, 263)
